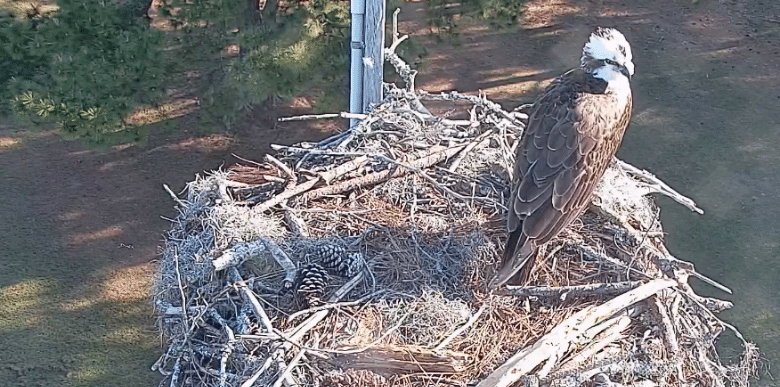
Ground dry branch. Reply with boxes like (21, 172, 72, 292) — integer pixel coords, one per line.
(301, 146, 464, 201)
(433, 304, 487, 352)
(616, 159, 704, 214)
(277, 112, 367, 122)
(228, 267, 275, 334)
(503, 281, 644, 298)
(213, 240, 267, 271)
(478, 279, 676, 387)
(325, 345, 468, 377)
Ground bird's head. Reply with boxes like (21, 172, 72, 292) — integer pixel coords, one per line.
(581, 27, 634, 80)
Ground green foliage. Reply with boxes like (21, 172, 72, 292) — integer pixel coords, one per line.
(0, 1, 164, 145)
(166, 0, 350, 129)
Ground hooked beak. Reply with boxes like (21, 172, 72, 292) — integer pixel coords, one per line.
(619, 64, 631, 79)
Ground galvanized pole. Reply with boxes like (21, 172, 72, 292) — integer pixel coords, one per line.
(362, 0, 385, 113)
(349, 0, 366, 128)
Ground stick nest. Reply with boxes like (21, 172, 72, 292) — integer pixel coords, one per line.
(151, 59, 759, 387)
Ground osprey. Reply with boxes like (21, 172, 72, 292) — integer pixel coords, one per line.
(489, 28, 635, 290)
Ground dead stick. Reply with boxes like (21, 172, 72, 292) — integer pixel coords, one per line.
(259, 237, 297, 288)
(173, 249, 189, 328)
(283, 207, 309, 237)
(285, 272, 365, 344)
(212, 239, 267, 271)
(478, 279, 676, 387)
(251, 156, 369, 212)
(388, 8, 409, 53)
(169, 357, 182, 387)
(616, 159, 704, 214)
(272, 348, 305, 387)
(265, 154, 295, 184)
(219, 324, 236, 387)
(448, 133, 491, 172)
(433, 304, 487, 352)
(252, 177, 319, 213)
(320, 155, 369, 184)
(240, 356, 274, 387)
(418, 90, 521, 126)
(287, 291, 379, 321)
(503, 281, 643, 298)
(654, 295, 680, 355)
(277, 112, 367, 122)
(302, 146, 464, 201)
(552, 313, 631, 378)
(163, 183, 187, 208)
(228, 267, 275, 334)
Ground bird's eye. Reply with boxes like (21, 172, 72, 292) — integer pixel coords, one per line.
(605, 59, 618, 66)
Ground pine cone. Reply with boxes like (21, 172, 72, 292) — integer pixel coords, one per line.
(311, 244, 364, 277)
(319, 369, 388, 387)
(340, 252, 365, 277)
(297, 263, 328, 307)
(311, 243, 347, 268)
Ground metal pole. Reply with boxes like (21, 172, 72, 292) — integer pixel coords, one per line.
(349, 0, 366, 128)
(362, 0, 385, 113)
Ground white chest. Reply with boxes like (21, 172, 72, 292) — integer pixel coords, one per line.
(593, 67, 632, 107)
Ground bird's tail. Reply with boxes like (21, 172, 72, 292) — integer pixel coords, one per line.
(488, 235, 538, 290)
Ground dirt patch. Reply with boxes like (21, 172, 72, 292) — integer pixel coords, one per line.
(2, 0, 779, 385)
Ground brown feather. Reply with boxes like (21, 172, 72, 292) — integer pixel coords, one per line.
(489, 68, 632, 290)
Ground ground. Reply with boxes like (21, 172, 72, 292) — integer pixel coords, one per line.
(1, 0, 779, 385)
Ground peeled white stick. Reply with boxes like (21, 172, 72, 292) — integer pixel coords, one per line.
(477, 279, 676, 387)
(213, 240, 266, 271)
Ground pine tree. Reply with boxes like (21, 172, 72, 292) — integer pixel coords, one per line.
(1, 1, 164, 145)
(164, 0, 350, 129)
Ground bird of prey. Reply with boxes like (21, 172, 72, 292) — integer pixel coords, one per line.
(489, 27, 635, 290)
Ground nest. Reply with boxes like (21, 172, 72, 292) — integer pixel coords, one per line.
(151, 39, 759, 387)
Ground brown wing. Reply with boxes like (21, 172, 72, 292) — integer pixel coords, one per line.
(490, 69, 632, 289)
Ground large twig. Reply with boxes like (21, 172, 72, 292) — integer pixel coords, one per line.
(502, 281, 644, 298)
(300, 146, 465, 201)
(212, 239, 267, 271)
(219, 324, 236, 387)
(228, 267, 275, 334)
(173, 249, 189, 328)
(418, 90, 523, 127)
(550, 312, 632, 380)
(478, 279, 677, 387)
(259, 237, 297, 288)
(164, 183, 187, 208)
(250, 153, 370, 212)
(448, 131, 492, 172)
(240, 356, 275, 387)
(265, 154, 295, 187)
(388, 8, 408, 53)
(272, 348, 305, 387)
(287, 291, 380, 321)
(616, 159, 704, 214)
(284, 272, 365, 345)
(277, 112, 367, 122)
(251, 177, 319, 213)
(283, 207, 309, 237)
(433, 304, 487, 352)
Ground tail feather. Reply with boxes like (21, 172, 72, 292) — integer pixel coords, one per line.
(489, 233, 538, 290)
